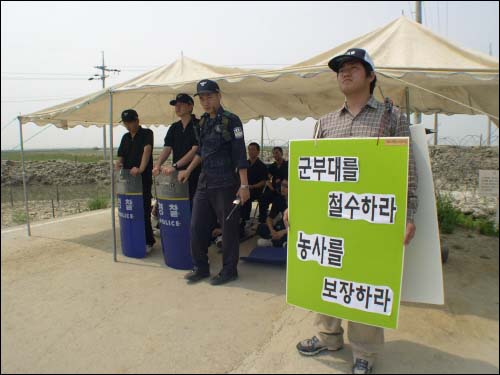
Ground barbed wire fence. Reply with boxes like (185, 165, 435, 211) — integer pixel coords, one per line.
(2, 130, 498, 228)
(434, 127, 499, 147)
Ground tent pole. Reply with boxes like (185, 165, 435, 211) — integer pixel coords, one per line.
(102, 53, 107, 161)
(108, 91, 117, 262)
(487, 43, 493, 147)
(260, 116, 264, 151)
(413, 0, 422, 125)
(18, 117, 31, 236)
(434, 114, 439, 145)
(487, 117, 492, 146)
(405, 87, 411, 125)
(103, 127, 107, 160)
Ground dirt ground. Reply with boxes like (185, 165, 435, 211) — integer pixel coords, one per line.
(1, 210, 498, 374)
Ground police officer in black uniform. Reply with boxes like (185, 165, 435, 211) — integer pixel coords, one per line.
(259, 146, 289, 221)
(178, 79, 250, 286)
(153, 93, 201, 206)
(240, 142, 268, 235)
(115, 109, 155, 253)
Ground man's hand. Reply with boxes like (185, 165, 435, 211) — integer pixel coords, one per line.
(404, 223, 416, 246)
(152, 165, 161, 177)
(266, 180, 274, 191)
(162, 166, 176, 176)
(238, 186, 250, 205)
(271, 229, 279, 240)
(178, 170, 190, 183)
(114, 161, 123, 171)
(284, 208, 289, 228)
(272, 229, 286, 240)
(130, 167, 141, 177)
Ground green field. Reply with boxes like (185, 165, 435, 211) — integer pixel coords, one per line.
(1, 148, 166, 163)
(1, 183, 110, 204)
(1, 146, 287, 163)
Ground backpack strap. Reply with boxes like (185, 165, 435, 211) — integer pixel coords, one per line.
(221, 111, 232, 142)
(377, 97, 394, 145)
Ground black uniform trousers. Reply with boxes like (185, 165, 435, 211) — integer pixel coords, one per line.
(240, 189, 263, 223)
(188, 167, 201, 209)
(190, 184, 240, 276)
(258, 188, 279, 223)
(142, 181, 155, 246)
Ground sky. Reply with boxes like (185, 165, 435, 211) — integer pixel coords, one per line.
(1, 1, 499, 151)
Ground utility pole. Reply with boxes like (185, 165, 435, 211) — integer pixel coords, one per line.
(89, 51, 120, 160)
(415, 1, 422, 23)
(413, 1, 423, 125)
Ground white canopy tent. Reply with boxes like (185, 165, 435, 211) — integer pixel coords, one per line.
(20, 16, 499, 128)
(284, 16, 499, 122)
(19, 57, 257, 128)
(16, 16, 499, 261)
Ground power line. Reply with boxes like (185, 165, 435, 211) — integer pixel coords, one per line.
(2, 66, 156, 74)
(1, 77, 92, 81)
(222, 64, 291, 66)
(2, 91, 94, 100)
(2, 62, 294, 76)
(1, 118, 18, 131)
(1, 72, 90, 76)
(1, 97, 77, 103)
(2, 94, 80, 100)
(10, 124, 53, 150)
(120, 65, 159, 68)
(118, 65, 292, 73)
(120, 69, 152, 72)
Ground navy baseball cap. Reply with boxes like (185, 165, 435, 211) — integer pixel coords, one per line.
(328, 48, 375, 73)
(121, 109, 139, 122)
(194, 79, 220, 96)
(169, 93, 194, 106)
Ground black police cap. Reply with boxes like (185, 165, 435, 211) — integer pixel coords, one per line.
(121, 109, 139, 122)
(169, 93, 194, 106)
(194, 79, 220, 96)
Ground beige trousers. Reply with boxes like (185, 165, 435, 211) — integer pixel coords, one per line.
(315, 313, 384, 367)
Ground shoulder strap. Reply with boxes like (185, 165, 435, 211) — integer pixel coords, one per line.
(377, 97, 394, 144)
(199, 116, 206, 128)
(221, 111, 232, 141)
(192, 117, 201, 144)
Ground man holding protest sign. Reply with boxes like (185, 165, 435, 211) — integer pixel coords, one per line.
(289, 48, 418, 374)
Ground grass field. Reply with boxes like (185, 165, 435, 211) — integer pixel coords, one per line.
(1, 146, 285, 163)
(1, 148, 166, 163)
(1, 183, 111, 203)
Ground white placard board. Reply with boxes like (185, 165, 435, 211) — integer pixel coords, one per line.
(479, 170, 499, 197)
(401, 124, 445, 305)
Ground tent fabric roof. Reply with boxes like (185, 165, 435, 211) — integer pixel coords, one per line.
(18, 57, 258, 128)
(290, 16, 498, 72)
(280, 16, 499, 122)
(20, 16, 499, 129)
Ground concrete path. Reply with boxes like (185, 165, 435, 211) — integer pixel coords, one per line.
(1, 210, 498, 373)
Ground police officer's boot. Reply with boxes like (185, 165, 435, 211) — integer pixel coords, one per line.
(184, 267, 210, 283)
